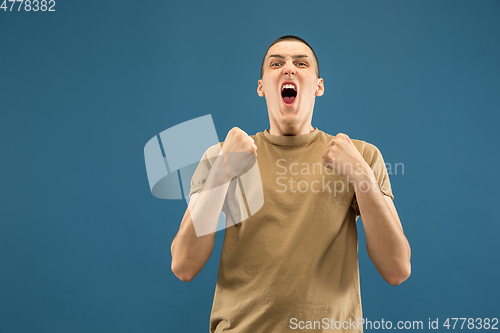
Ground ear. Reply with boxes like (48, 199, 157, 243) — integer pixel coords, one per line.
(257, 80, 265, 97)
(315, 78, 324, 97)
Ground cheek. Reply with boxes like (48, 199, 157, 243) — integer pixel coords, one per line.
(302, 82, 318, 96)
(266, 86, 279, 98)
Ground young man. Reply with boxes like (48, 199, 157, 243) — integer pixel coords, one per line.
(171, 36, 411, 332)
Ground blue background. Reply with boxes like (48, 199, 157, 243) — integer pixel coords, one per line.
(1, 0, 499, 332)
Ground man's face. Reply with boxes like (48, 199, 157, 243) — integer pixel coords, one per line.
(257, 41, 324, 135)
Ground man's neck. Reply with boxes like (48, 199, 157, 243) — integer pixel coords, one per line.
(269, 123, 314, 136)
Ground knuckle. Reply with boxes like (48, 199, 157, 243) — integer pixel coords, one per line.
(229, 127, 241, 135)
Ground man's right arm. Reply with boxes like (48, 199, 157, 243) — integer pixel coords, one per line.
(170, 185, 228, 282)
(170, 127, 257, 282)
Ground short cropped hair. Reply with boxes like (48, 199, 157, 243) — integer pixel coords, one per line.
(260, 35, 320, 79)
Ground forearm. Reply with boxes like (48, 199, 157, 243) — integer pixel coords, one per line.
(171, 155, 231, 282)
(353, 171, 411, 285)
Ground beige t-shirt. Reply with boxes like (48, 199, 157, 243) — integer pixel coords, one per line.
(189, 128, 393, 333)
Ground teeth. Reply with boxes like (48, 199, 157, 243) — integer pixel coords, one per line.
(281, 84, 296, 91)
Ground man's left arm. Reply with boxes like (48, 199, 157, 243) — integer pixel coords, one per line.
(322, 133, 411, 286)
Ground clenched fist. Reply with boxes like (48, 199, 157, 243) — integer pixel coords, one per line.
(221, 127, 257, 180)
(321, 133, 370, 183)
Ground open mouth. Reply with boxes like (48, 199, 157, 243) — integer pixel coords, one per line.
(281, 83, 297, 106)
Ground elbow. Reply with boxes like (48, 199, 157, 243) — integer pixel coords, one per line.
(174, 272, 195, 283)
(386, 262, 411, 286)
(171, 263, 195, 282)
(171, 239, 195, 282)
(386, 276, 407, 286)
(171, 259, 198, 282)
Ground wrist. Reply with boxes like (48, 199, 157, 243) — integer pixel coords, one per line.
(219, 149, 232, 182)
(205, 152, 233, 188)
(349, 163, 377, 191)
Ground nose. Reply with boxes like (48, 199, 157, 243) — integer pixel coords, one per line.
(283, 62, 295, 76)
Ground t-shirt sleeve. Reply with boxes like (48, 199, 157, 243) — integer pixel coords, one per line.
(350, 141, 394, 216)
(188, 143, 222, 198)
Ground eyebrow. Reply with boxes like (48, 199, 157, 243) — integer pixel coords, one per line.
(267, 54, 310, 60)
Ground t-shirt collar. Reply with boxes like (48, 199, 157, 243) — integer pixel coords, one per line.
(262, 128, 320, 146)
